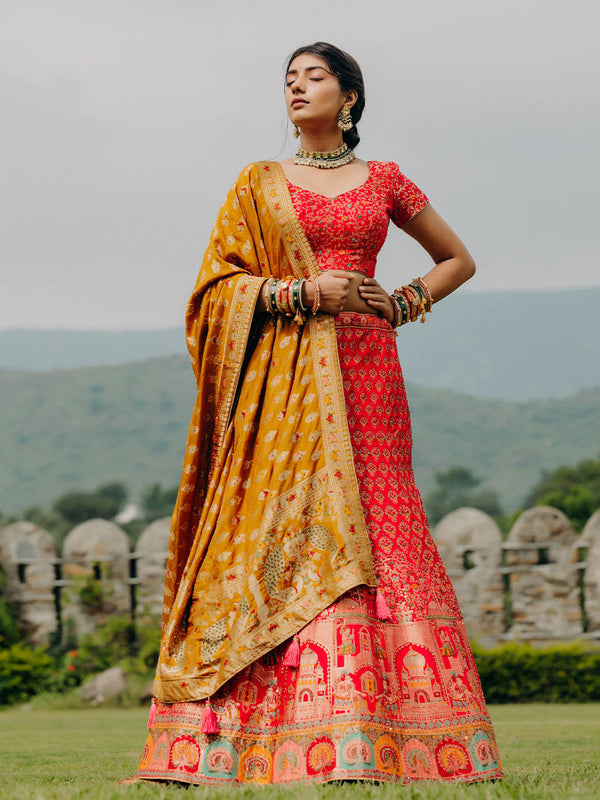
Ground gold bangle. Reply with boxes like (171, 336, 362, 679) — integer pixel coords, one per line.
(310, 278, 320, 314)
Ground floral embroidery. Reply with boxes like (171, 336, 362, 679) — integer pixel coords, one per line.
(287, 162, 429, 277)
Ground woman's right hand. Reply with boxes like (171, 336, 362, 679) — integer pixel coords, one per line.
(303, 271, 350, 314)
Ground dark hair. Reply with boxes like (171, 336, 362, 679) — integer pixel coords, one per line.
(286, 42, 365, 150)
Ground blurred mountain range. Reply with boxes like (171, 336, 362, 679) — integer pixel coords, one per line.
(2, 288, 598, 401)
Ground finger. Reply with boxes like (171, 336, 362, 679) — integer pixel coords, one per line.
(360, 287, 386, 299)
(358, 282, 378, 291)
(359, 283, 384, 292)
(325, 270, 352, 281)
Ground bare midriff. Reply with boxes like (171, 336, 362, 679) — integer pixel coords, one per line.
(322, 270, 379, 315)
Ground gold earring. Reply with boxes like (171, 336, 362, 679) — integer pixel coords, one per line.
(337, 104, 353, 132)
(293, 125, 300, 138)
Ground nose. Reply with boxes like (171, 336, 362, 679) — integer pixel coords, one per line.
(288, 75, 304, 94)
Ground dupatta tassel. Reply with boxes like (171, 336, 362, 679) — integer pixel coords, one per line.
(376, 589, 393, 621)
(283, 635, 301, 668)
(147, 697, 157, 730)
(201, 698, 219, 735)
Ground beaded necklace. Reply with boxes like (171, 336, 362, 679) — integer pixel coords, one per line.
(293, 142, 356, 169)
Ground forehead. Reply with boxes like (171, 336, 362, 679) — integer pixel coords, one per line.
(287, 53, 332, 74)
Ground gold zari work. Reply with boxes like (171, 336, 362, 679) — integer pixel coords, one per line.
(154, 163, 376, 703)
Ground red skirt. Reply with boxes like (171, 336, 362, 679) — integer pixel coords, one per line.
(136, 313, 502, 784)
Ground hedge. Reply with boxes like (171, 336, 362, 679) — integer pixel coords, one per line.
(472, 641, 600, 703)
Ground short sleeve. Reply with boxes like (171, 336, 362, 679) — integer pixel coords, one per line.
(389, 164, 429, 228)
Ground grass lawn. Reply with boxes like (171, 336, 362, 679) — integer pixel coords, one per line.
(0, 704, 598, 799)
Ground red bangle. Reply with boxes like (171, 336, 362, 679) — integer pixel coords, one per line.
(276, 281, 286, 314)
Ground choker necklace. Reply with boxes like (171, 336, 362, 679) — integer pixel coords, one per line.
(293, 142, 355, 169)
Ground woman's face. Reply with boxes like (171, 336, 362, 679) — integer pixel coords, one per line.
(285, 53, 350, 131)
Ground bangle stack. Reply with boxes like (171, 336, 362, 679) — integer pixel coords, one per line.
(264, 278, 315, 322)
(390, 276, 433, 328)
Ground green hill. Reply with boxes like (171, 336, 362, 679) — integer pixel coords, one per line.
(1, 357, 598, 515)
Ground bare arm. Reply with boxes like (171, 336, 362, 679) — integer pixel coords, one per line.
(403, 205, 475, 302)
(358, 205, 476, 321)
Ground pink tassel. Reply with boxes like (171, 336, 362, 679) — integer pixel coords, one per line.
(201, 698, 219, 735)
(376, 590, 393, 621)
(283, 635, 301, 668)
(147, 697, 157, 729)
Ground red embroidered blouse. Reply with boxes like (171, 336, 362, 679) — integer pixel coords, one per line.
(287, 161, 429, 278)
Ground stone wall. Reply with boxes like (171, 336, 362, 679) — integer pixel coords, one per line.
(433, 508, 504, 648)
(504, 507, 581, 640)
(1, 506, 600, 647)
(0, 521, 58, 646)
(432, 505, 600, 644)
(581, 510, 600, 632)
(0, 517, 169, 645)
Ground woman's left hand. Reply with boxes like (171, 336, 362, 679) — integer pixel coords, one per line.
(358, 277, 395, 324)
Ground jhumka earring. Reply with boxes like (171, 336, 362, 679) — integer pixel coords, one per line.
(293, 125, 300, 138)
(337, 104, 353, 132)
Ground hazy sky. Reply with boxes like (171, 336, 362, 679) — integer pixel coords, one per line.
(1, 0, 598, 330)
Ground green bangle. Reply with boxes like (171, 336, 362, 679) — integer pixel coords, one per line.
(291, 279, 301, 314)
(268, 279, 279, 315)
(393, 292, 409, 326)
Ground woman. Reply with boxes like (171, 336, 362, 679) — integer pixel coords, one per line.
(133, 42, 502, 785)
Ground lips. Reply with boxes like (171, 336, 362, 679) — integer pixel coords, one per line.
(291, 99, 308, 108)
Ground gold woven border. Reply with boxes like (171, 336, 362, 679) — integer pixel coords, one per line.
(211, 275, 265, 460)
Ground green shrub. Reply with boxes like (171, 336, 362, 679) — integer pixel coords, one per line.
(472, 641, 600, 703)
(135, 623, 161, 673)
(77, 573, 108, 610)
(0, 564, 20, 647)
(0, 643, 55, 706)
(0, 615, 161, 706)
(74, 615, 160, 678)
(75, 616, 137, 676)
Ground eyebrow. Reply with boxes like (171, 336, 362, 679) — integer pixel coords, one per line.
(286, 65, 332, 77)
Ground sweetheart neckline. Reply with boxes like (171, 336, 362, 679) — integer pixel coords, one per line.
(284, 161, 374, 201)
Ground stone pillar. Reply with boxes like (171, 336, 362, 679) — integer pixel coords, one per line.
(62, 519, 131, 638)
(433, 507, 504, 647)
(506, 506, 581, 640)
(0, 521, 58, 645)
(581, 509, 600, 633)
(135, 517, 170, 620)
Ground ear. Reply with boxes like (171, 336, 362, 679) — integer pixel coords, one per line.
(343, 89, 358, 110)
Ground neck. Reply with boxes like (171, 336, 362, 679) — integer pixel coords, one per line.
(297, 131, 345, 153)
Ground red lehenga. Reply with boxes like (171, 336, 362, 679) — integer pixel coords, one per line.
(136, 162, 502, 784)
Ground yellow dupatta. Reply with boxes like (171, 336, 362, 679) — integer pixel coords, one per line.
(154, 162, 376, 703)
